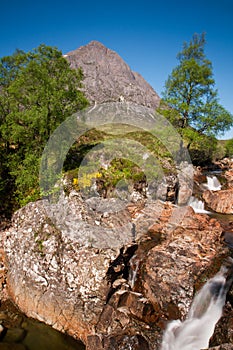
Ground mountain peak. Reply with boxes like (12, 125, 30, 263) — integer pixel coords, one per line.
(66, 40, 108, 56)
(65, 41, 160, 108)
(86, 40, 107, 48)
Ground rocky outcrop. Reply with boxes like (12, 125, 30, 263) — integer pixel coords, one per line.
(213, 158, 233, 189)
(209, 304, 233, 348)
(224, 169, 233, 188)
(0, 235, 7, 303)
(203, 188, 233, 214)
(65, 41, 160, 108)
(209, 345, 233, 350)
(3, 189, 231, 349)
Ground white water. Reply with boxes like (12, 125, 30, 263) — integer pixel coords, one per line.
(161, 266, 229, 350)
(129, 255, 140, 289)
(188, 196, 209, 214)
(205, 176, 221, 191)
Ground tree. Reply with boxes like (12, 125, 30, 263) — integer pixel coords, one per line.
(181, 128, 217, 165)
(225, 139, 233, 157)
(0, 45, 89, 213)
(162, 33, 233, 139)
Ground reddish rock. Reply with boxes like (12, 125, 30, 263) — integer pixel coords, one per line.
(203, 189, 233, 214)
(136, 205, 225, 321)
(86, 333, 150, 350)
(208, 345, 233, 350)
(224, 169, 233, 189)
(2, 193, 231, 349)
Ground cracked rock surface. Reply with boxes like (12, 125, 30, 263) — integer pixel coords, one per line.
(3, 190, 233, 349)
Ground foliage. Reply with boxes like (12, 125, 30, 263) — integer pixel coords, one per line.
(225, 139, 233, 157)
(66, 158, 146, 199)
(162, 33, 233, 138)
(182, 128, 217, 165)
(63, 128, 107, 172)
(63, 127, 175, 199)
(97, 158, 146, 197)
(156, 99, 183, 129)
(72, 171, 102, 189)
(0, 45, 89, 215)
(212, 142, 227, 161)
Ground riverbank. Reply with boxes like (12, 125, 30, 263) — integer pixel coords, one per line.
(0, 299, 85, 349)
(0, 230, 85, 349)
(1, 158, 233, 349)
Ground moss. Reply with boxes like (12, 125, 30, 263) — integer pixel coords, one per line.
(62, 127, 177, 199)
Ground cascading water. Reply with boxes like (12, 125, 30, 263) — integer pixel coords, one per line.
(161, 264, 233, 350)
(188, 196, 208, 214)
(129, 255, 140, 289)
(205, 176, 221, 191)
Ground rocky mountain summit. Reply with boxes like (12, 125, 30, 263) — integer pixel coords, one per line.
(65, 41, 160, 108)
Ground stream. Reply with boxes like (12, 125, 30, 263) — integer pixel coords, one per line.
(161, 263, 233, 350)
(161, 171, 233, 349)
(1, 171, 232, 350)
(190, 173, 233, 229)
(0, 300, 85, 349)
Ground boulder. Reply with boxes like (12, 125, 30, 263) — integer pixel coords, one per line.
(3, 191, 231, 349)
(224, 169, 233, 189)
(203, 189, 233, 214)
(208, 345, 233, 350)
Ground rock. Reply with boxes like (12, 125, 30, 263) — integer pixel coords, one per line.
(0, 253, 8, 302)
(86, 333, 150, 350)
(208, 345, 233, 350)
(223, 232, 233, 249)
(177, 163, 194, 205)
(177, 182, 192, 205)
(154, 175, 178, 203)
(65, 41, 160, 109)
(203, 189, 233, 214)
(3, 194, 135, 344)
(135, 204, 225, 320)
(3, 191, 231, 349)
(117, 291, 157, 323)
(224, 169, 233, 189)
(209, 297, 233, 348)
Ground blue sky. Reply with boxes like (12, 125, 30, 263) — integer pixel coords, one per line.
(1, 0, 233, 139)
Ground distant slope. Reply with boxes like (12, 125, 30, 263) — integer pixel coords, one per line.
(65, 41, 160, 109)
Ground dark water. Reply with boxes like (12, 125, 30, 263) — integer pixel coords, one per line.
(208, 212, 233, 223)
(0, 315, 85, 350)
(203, 169, 223, 176)
(20, 318, 85, 350)
(208, 211, 233, 234)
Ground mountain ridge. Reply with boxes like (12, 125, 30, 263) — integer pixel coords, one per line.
(65, 40, 160, 109)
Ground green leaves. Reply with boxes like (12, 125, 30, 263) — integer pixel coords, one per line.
(225, 139, 233, 157)
(0, 44, 89, 215)
(162, 33, 233, 136)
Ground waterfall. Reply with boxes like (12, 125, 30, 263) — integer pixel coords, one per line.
(206, 176, 221, 191)
(188, 196, 208, 214)
(129, 255, 140, 289)
(160, 264, 232, 350)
